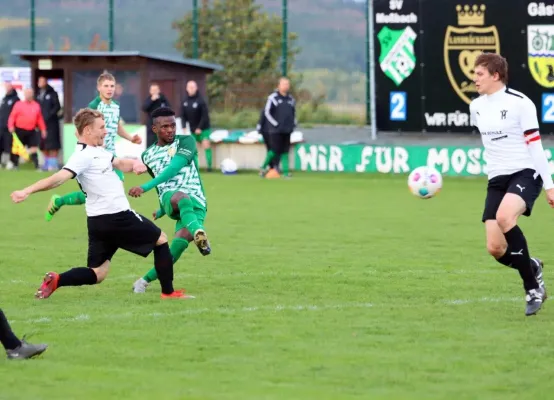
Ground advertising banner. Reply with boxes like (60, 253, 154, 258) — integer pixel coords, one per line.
(294, 143, 554, 176)
(374, 0, 554, 135)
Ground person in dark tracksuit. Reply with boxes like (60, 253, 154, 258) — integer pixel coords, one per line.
(37, 76, 62, 171)
(142, 83, 171, 147)
(0, 308, 47, 359)
(264, 77, 296, 178)
(257, 109, 276, 175)
(181, 80, 213, 171)
(0, 82, 20, 167)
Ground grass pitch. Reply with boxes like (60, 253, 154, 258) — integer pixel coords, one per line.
(1, 169, 553, 399)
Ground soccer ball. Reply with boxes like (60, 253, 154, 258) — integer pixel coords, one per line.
(220, 158, 238, 175)
(407, 166, 442, 199)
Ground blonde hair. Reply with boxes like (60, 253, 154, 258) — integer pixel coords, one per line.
(97, 72, 115, 85)
(74, 108, 104, 135)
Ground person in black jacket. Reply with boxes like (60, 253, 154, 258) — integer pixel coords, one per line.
(143, 83, 171, 147)
(264, 77, 296, 178)
(181, 80, 212, 171)
(257, 109, 276, 176)
(36, 76, 61, 170)
(0, 82, 20, 167)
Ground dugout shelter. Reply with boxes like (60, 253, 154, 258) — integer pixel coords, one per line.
(11, 50, 223, 125)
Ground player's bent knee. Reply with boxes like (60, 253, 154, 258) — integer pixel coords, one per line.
(156, 231, 168, 246)
(495, 210, 518, 232)
(486, 241, 506, 258)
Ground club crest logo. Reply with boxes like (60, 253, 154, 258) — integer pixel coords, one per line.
(168, 147, 176, 157)
(528, 25, 554, 88)
(377, 26, 417, 86)
(444, 4, 500, 104)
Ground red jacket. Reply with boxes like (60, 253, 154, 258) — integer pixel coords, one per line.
(8, 100, 46, 132)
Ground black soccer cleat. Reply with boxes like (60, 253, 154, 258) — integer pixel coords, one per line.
(525, 287, 546, 316)
(6, 339, 48, 360)
(531, 257, 547, 298)
(193, 229, 211, 256)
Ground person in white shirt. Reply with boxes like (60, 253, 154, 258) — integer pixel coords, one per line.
(10, 108, 188, 300)
(470, 52, 554, 316)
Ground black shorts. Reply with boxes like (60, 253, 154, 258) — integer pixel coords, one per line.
(270, 133, 292, 155)
(86, 210, 162, 268)
(15, 128, 39, 148)
(40, 125, 61, 151)
(482, 168, 543, 222)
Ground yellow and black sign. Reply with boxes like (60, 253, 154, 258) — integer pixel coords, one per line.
(444, 4, 500, 104)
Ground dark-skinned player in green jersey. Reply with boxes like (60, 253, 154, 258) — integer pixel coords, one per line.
(129, 107, 210, 293)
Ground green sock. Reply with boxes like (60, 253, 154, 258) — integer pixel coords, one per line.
(281, 153, 290, 175)
(143, 238, 189, 283)
(205, 148, 213, 169)
(179, 197, 204, 234)
(56, 191, 86, 207)
(261, 150, 275, 169)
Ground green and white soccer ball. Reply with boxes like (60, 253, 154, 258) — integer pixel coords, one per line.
(407, 166, 442, 199)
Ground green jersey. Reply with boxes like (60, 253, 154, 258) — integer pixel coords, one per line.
(141, 135, 207, 208)
(89, 96, 120, 154)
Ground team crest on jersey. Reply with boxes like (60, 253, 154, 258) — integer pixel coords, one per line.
(444, 4, 500, 104)
(377, 26, 417, 86)
(167, 147, 176, 157)
(528, 25, 554, 88)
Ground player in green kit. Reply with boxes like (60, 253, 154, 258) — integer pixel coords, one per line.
(44, 72, 141, 221)
(128, 107, 210, 293)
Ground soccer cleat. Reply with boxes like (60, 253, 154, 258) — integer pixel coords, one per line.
(193, 229, 211, 256)
(531, 257, 547, 297)
(35, 272, 59, 299)
(161, 290, 194, 299)
(6, 339, 48, 360)
(525, 287, 546, 316)
(132, 278, 150, 293)
(265, 168, 280, 179)
(45, 194, 62, 221)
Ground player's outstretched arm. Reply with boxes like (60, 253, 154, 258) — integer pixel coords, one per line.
(117, 121, 142, 144)
(11, 169, 74, 203)
(112, 157, 144, 173)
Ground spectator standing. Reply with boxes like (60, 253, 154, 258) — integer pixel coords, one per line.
(36, 76, 61, 171)
(0, 81, 19, 168)
(181, 80, 213, 171)
(142, 83, 171, 147)
(7, 88, 46, 170)
(264, 77, 296, 179)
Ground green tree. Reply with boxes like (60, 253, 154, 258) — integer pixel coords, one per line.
(173, 0, 301, 111)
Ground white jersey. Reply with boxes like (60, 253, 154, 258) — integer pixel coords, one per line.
(63, 143, 130, 217)
(470, 86, 541, 179)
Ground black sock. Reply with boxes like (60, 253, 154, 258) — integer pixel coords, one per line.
(496, 249, 517, 269)
(58, 267, 98, 287)
(30, 153, 39, 169)
(10, 153, 19, 167)
(0, 309, 21, 351)
(154, 243, 174, 294)
(504, 225, 538, 291)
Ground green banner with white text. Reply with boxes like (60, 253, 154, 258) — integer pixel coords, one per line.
(294, 144, 554, 176)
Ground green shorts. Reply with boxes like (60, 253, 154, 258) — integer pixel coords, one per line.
(160, 190, 207, 233)
(193, 129, 212, 143)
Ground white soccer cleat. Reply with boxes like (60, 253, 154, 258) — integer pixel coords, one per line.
(132, 278, 149, 293)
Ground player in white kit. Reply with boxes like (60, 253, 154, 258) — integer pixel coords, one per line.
(10, 108, 187, 299)
(470, 53, 554, 316)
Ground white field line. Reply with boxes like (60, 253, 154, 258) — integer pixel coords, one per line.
(9, 297, 523, 326)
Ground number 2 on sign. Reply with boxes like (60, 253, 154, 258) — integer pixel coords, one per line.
(542, 94, 554, 123)
(390, 91, 407, 121)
